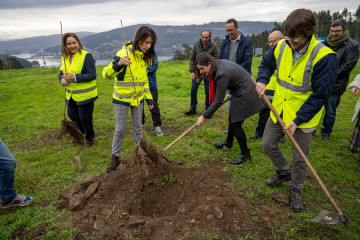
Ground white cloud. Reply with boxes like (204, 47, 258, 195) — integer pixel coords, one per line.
(0, 0, 358, 40)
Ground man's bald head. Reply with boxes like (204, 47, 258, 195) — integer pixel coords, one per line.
(268, 30, 283, 48)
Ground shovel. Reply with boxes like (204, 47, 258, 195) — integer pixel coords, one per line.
(250, 76, 350, 225)
(161, 98, 229, 155)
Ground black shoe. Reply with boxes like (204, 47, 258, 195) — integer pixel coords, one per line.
(213, 142, 231, 149)
(320, 134, 329, 140)
(229, 153, 251, 165)
(250, 133, 262, 139)
(82, 140, 93, 150)
(278, 135, 285, 144)
(184, 109, 196, 116)
(266, 170, 291, 187)
(289, 189, 303, 212)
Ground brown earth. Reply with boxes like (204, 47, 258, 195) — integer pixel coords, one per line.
(58, 141, 286, 239)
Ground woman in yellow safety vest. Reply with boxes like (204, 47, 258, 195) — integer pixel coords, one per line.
(59, 33, 98, 149)
(102, 26, 156, 173)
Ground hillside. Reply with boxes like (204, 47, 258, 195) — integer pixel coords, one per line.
(0, 21, 275, 57)
(0, 32, 95, 54)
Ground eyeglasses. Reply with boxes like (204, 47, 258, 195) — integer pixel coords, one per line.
(284, 36, 303, 42)
(267, 38, 281, 45)
(226, 28, 235, 32)
(330, 30, 343, 33)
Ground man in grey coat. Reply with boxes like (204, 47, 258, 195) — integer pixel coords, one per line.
(184, 29, 219, 115)
(320, 19, 359, 140)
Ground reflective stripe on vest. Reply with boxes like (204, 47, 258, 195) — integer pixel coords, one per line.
(276, 41, 325, 93)
(113, 89, 144, 100)
(66, 85, 97, 94)
(114, 80, 146, 87)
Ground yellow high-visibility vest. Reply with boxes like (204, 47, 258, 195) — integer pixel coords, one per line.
(60, 50, 97, 103)
(271, 35, 335, 128)
(102, 44, 153, 106)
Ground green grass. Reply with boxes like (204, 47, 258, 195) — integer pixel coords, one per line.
(0, 58, 360, 239)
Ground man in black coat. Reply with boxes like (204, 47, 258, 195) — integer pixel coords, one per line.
(320, 19, 359, 140)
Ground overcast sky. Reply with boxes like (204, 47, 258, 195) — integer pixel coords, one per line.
(0, 0, 358, 40)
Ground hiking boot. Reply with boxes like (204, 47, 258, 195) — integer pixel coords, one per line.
(289, 189, 303, 212)
(0, 195, 33, 208)
(184, 109, 196, 116)
(106, 154, 120, 173)
(229, 152, 251, 165)
(155, 126, 164, 136)
(266, 170, 291, 187)
(320, 134, 329, 140)
(250, 133, 262, 139)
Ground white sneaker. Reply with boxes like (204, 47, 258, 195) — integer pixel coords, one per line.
(155, 126, 164, 136)
(0, 195, 33, 208)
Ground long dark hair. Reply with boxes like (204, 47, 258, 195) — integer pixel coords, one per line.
(61, 33, 84, 57)
(132, 26, 157, 65)
(194, 52, 218, 82)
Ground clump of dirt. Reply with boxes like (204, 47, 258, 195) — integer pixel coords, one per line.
(59, 152, 281, 239)
(60, 119, 85, 146)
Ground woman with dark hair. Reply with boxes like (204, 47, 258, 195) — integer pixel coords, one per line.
(195, 52, 263, 165)
(103, 25, 156, 173)
(58, 32, 98, 149)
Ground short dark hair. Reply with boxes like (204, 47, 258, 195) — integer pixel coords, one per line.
(201, 29, 211, 38)
(331, 19, 347, 30)
(194, 52, 218, 81)
(284, 8, 317, 38)
(226, 18, 238, 28)
(132, 25, 157, 65)
(61, 33, 84, 57)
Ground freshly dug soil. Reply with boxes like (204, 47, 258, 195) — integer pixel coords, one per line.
(59, 152, 284, 239)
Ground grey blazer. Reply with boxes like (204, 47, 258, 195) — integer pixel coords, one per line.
(203, 59, 263, 122)
(347, 74, 360, 123)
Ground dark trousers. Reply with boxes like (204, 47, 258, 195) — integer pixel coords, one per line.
(67, 98, 95, 142)
(255, 107, 270, 135)
(225, 117, 250, 155)
(142, 88, 162, 127)
(321, 93, 341, 135)
(190, 77, 209, 110)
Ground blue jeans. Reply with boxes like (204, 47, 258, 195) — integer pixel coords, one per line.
(190, 77, 209, 110)
(0, 139, 17, 202)
(321, 94, 341, 135)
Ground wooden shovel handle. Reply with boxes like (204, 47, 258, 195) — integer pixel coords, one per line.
(250, 76, 347, 220)
(161, 98, 229, 154)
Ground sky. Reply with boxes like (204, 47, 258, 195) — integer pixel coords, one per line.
(0, 0, 358, 40)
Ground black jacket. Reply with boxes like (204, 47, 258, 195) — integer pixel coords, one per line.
(324, 37, 359, 95)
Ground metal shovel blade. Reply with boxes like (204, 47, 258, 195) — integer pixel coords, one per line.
(310, 210, 349, 224)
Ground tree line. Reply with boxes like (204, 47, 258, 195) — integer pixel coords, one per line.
(174, 6, 360, 60)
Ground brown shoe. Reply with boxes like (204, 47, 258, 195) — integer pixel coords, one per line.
(106, 154, 120, 173)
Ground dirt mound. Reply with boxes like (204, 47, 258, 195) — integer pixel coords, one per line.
(58, 147, 279, 239)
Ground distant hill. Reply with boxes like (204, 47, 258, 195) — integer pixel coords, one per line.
(0, 32, 95, 54)
(0, 22, 276, 57)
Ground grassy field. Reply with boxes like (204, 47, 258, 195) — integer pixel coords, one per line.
(0, 57, 360, 239)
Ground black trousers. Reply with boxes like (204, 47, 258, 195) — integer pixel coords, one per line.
(225, 116, 250, 155)
(67, 98, 95, 142)
(142, 88, 162, 127)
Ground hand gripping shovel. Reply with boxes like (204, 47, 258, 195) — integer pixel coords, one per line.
(250, 76, 350, 225)
(161, 98, 229, 155)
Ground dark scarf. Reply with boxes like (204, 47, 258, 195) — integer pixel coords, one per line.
(326, 30, 349, 47)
